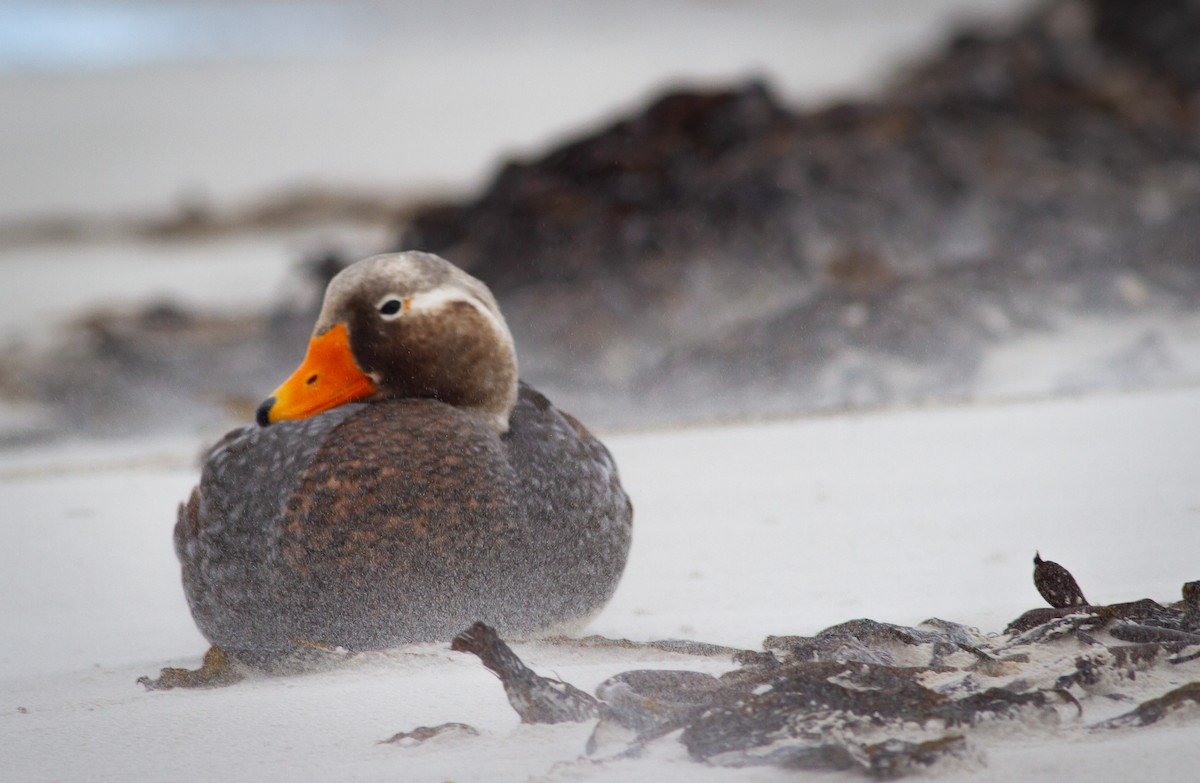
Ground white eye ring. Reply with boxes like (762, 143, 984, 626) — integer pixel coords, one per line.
(377, 295, 407, 320)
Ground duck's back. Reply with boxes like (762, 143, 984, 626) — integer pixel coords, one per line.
(176, 384, 632, 660)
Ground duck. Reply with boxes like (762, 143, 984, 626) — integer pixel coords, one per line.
(172, 251, 633, 669)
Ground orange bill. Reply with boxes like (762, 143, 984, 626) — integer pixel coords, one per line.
(256, 322, 377, 426)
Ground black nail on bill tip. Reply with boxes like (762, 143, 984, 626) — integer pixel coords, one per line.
(255, 397, 276, 428)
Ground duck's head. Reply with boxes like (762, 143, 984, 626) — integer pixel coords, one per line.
(256, 252, 518, 433)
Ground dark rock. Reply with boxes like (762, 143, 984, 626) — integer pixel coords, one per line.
(137, 645, 245, 690)
(1108, 624, 1200, 645)
(859, 735, 975, 779)
(764, 617, 976, 668)
(590, 669, 722, 743)
(682, 660, 951, 760)
(1181, 580, 1200, 630)
(450, 621, 600, 724)
(379, 722, 479, 746)
(1005, 607, 1106, 640)
(1094, 598, 1184, 628)
(1094, 681, 1200, 729)
(1006, 596, 1191, 640)
(453, 596, 1198, 778)
(401, 81, 794, 292)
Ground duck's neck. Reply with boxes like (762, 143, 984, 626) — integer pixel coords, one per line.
(364, 329, 518, 434)
(456, 345, 518, 434)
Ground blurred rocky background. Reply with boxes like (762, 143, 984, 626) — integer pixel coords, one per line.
(3, 0, 1200, 441)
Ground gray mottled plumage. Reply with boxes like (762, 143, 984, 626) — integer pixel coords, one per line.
(174, 253, 633, 665)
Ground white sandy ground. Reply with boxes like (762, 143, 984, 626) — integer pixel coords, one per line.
(1, 384, 1198, 782)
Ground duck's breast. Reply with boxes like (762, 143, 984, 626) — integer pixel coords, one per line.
(175, 404, 364, 650)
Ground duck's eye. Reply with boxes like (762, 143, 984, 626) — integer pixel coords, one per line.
(379, 299, 403, 316)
